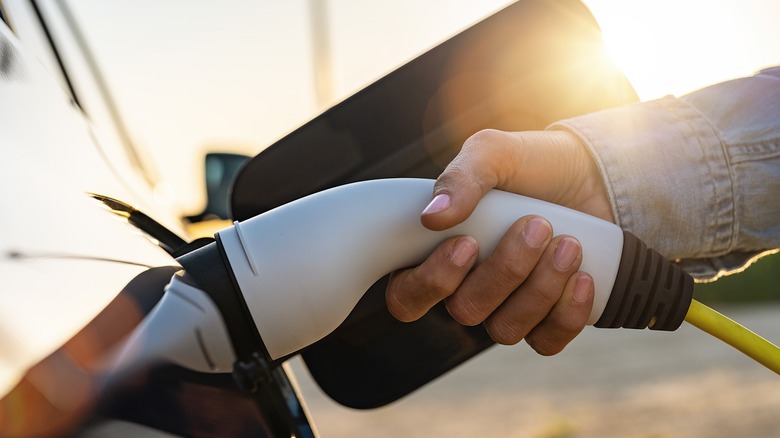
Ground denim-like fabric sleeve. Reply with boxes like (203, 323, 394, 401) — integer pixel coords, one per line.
(548, 67, 780, 280)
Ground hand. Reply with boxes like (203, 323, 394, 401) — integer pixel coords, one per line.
(385, 129, 614, 355)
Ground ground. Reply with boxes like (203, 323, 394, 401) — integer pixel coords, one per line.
(290, 302, 780, 437)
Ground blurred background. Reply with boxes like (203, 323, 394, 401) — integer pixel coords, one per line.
(43, 0, 780, 436)
(62, 0, 780, 290)
(62, 0, 780, 218)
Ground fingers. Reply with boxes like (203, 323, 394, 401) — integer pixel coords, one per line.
(524, 273, 594, 356)
(388, 215, 554, 325)
(459, 233, 588, 349)
(442, 216, 552, 325)
(386, 235, 478, 322)
(387, 216, 594, 354)
(442, 225, 592, 354)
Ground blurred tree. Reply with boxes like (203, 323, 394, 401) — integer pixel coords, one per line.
(695, 253, 780, 304)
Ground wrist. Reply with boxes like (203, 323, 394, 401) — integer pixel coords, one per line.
(540, 130, 614, 223)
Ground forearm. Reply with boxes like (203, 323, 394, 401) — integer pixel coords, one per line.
(549, 67, 780, 280)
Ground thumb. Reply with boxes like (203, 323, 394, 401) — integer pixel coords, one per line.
(420, 130, 509, 230)
(421, 129, 611, 230)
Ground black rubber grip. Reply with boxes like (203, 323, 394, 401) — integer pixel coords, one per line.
(595, 231, 694, 331)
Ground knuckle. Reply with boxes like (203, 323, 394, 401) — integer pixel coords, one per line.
(484, 316, 524, 345)
(555, 314, 588, 335)
(439, 129, 507, 194)
(525, 283, 560, 309)
(386, 266, 453, 323)
(435, 163, 468, 190)
(385, 291, 417, 322)
(492, 255, 530, 285)
(445, 296, 484, 326)
(464, 129, 507, 150)
(526, 335, 564, 356)
(434, 161, 483, 202)
(410, 268, 452, 299)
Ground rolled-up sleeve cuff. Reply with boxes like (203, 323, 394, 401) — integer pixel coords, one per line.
(547, 97, 736, 272)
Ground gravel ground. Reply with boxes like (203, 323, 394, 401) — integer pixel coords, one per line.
(289, 302, 780, 438)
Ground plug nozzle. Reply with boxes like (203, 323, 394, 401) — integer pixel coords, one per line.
(193, 179, 693, 362)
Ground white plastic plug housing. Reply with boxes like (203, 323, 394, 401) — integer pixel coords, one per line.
(218, 178, 623, 360)
(105, 274, 236, 378)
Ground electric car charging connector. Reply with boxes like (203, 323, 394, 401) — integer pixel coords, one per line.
(106, 178, 780, 390)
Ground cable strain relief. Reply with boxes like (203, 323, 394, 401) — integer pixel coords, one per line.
(595, 231, 694, 331)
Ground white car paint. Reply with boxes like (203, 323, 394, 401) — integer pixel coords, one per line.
(0, 21, 174, 397)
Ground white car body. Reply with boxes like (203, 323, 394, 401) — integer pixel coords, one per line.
(0, 18, 174, 398)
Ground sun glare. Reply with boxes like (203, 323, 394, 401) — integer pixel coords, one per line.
(583, 0, 780, 101)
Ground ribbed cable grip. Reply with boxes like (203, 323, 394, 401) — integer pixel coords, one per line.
(595, 231, 694, 331)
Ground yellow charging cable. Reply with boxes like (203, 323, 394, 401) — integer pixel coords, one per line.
(685, 299, 780, 375)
